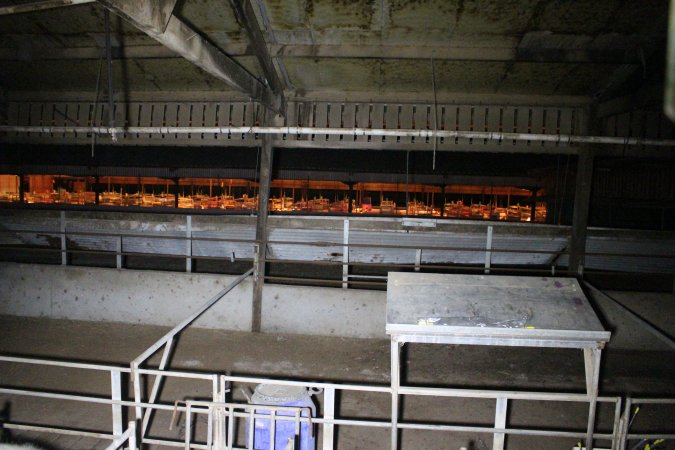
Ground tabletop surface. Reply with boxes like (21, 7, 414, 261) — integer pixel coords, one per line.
(386, 272, 610, 343)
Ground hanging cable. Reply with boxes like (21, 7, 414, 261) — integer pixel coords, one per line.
(104, 9, 116, 142)
(431, 57, 439, 170)
(91, 53, 104, 157)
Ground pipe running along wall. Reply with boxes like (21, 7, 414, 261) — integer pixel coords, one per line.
(1, 125, 675, 147)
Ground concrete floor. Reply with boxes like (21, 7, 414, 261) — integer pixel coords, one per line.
(0, 315, 673, 450)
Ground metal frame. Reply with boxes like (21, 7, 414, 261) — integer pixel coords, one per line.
(0, 267, 672, 449)
(0, 99, 579, 154)
(6, 353, 668, 450)
(130, 268, 254, 442)
(182, 399, 312, 450)
(0, 0, 94, 16)
(386, 273, 610, 450)
(1, 211, 673, 281)
(618, 398, 675, 448)
(97, 1, 279, 112)
(3, 124, 674, 148)
(3, 99, 672, 155)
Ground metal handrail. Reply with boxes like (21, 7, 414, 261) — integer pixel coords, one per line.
(619, 397, 675, 449)
(1, 224, 672, 259)
(0, 353, 635, 450)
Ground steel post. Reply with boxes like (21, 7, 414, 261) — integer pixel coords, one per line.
(323, 387, 336, 450)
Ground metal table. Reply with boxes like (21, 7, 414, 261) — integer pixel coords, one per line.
(386, 272, 611, 450)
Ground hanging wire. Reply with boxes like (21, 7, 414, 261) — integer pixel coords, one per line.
(104, 9, 116, 142)
(431, 58, 439, 170)
(91, 53, 104, 157)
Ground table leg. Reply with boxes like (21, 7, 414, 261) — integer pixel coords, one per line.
(584, 347, 602, 450)
(391, 338, 401, 450)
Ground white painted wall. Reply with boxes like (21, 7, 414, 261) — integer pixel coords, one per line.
(0, 263, 387, 338)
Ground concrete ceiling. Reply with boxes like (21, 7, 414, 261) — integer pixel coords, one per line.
(0, 0, 668, 104)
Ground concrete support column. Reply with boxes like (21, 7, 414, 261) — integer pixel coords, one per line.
(252, 111, 283, 332)
(569, 149, 594, 276)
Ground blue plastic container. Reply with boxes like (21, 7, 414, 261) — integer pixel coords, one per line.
(248, 384, 316, 450)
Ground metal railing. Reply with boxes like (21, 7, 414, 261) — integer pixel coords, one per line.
(1, 211, 673, 288)
(1, 264, 672, 449)
(2, 353, 674, 449)
(618, 398, 675, 449)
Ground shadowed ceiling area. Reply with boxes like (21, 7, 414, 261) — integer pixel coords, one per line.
(0, 0, 668, 104)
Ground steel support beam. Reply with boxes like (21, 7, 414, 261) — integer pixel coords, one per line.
(0, 45, 178, 61)
(97, 0, 179, 34)
(229, 0, 285, 114)
(0, 0, 94, 16)
(569, 149, 594, 275)
(252, 111, 283, 332)
(98, 1, 278, 112)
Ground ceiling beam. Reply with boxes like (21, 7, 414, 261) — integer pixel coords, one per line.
(0, 43, 646, 65)
(2, 89, 593, 107)
(97, 0, 280, 112)
(0, 45, 178, 60)
(0, 0, 95, 16)
(229, 0, 285, 114)
(274, 44, 644, 64)
(98, 0, 179, 34)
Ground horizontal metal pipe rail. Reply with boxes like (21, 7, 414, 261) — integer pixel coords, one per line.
(2, 225, 672, 261)
(0, 354, 633, 450)
(2, 239, 671, 263)
(0, 356, 225, 449)
(2, 124, 675, 147)
(619, 397, 675, 449)
(0, 390, 624, 447)
(2, 217, 672, 289)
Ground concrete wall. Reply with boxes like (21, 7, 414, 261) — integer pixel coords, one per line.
(1, 262, 673, 348)
(0, 263, 387, 339)
(587, 288, 675, 351)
